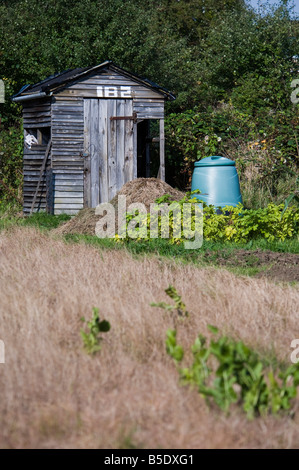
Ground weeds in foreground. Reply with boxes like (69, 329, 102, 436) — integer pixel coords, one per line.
(152, 287, 299, 419)
(151, 285, 189, 317)
(166, 326, 299, 419)
(151, 285, 189, 327)
(80, 307, 111, 355)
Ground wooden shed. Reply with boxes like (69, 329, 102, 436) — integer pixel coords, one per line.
(12, 61, 175, 215)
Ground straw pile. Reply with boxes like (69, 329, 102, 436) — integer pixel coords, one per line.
(53, 178, 184, 236)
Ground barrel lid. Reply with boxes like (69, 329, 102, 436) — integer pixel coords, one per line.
(194, 156, 235, 167)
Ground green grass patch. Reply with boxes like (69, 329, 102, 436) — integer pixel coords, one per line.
(0, 211, 71, 231)
(62, 233, 299, 256)
(22, 212, 71, 230)
(62, 233, 122, 250)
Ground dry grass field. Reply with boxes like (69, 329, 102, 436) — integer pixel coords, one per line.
(0, 226, 299, 448)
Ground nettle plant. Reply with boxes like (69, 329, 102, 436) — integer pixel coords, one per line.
(80, 307, 111, 355)
(166, 325, 299, 419)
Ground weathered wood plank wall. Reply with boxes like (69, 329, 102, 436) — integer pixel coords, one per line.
(57, 71, 164, 118)
(23, 99, 51, 213)
(51, 96, 84, 214)
(23, 98, 51, 128)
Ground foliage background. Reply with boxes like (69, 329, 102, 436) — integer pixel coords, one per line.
(0, 0, 298, 208)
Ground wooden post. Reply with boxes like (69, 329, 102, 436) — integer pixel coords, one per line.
(145, 120, 151, 178)
(133, 121, 137, 179)
(159, 118, 165, 181)
(37, 129, 43, 145)
(90, 99, 100, 206)
(83, 153, 91, 208)
(46, 168, 54, 214)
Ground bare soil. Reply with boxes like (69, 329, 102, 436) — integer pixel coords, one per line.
(204, 249, 299, 283)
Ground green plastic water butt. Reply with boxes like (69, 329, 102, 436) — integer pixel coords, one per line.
(191, 156, 242, 208)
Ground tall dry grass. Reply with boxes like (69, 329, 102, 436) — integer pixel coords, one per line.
(0, 226, 298, 448)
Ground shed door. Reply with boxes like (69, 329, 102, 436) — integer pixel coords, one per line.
(84, 98, 135, 207)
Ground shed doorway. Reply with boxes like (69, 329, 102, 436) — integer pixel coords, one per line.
(136, 119, 164, 180)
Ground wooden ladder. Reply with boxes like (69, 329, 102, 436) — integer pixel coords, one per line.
(30, 139, 52, 215)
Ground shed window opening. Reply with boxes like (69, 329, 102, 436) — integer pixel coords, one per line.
(24, 127, 51, 148)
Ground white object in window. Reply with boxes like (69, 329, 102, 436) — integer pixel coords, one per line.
(25, 133, 38, 149)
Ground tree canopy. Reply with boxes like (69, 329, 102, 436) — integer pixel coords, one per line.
(0, 0, 297, 110)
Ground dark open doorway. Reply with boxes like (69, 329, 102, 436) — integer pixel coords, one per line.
(137, 119, 160, 178)
(137, 120, 150, 178)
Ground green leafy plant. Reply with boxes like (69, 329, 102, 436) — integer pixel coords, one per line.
(116, 191, 298, 246)
(166, 325, 299, 419)
(203, 202, 299, 243)
(151, 285, 189, 322)
(80, 307, 110, 355)
(155, 194, 175, 204)
(166, 329, 184, 362)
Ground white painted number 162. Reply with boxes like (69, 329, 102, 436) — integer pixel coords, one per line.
(97, 85, 131, 98)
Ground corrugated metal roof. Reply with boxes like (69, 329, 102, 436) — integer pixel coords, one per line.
(12, 61, 175, 101)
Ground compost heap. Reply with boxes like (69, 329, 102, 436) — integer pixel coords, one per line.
(53, 178, 184, 236)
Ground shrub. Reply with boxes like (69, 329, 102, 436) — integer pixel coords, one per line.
(0, 124, 23, 206)
(165, 104, 299, 201)
(203, 202, 299, 243)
